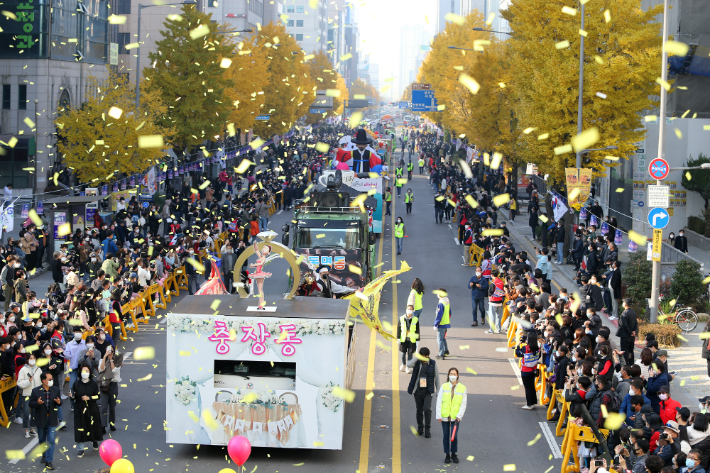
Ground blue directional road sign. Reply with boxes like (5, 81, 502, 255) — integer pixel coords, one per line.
(647, 208, 669, 229)
(398, 101, 408, 109)
(256, 115, 270, 121)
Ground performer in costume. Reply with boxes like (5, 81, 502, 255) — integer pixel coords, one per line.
(249, 242, 273, 309)
(351, 129, 382, 173)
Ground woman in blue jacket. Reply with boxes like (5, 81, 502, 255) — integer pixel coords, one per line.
(646, 362, 671, 415)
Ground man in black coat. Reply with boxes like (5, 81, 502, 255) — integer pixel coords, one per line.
(673, 229, 688, 253)
(607, 260, 622, 319)
(29, 372, 62, 470)
(406, 346, 440, 438)
(616, 298, 639, 365)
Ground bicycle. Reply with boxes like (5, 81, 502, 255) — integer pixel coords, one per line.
(658, 296, 698, 332)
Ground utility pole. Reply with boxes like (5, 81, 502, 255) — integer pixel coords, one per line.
(649, 0, 670, 324)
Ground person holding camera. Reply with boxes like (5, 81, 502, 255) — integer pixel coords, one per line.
(655, 421, 681, 465)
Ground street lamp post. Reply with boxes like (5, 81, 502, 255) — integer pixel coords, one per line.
(135, 0, 197, 110)
(575, 2, 586, 169)
(649, 0, 671, 324)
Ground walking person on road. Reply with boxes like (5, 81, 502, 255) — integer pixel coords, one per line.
(555, 222, 565, 264)
(407, 278, 425, 319)
(468, 266, 487, 327)
(405, 189, 413, 215)
(29, 372, 61, 470)
(485, 269, 505, 334)
(397, 305, 420, 373)
(17, 352, 42, 438)
(395, 217, 405, 255)
(385, 187, 392, 216)
(71, 364, 103, 457)
(436, 367, 467, 464)
(406, 346, 440, 438)
(616, 298, 638, 365)
(433, 289, 451, 359)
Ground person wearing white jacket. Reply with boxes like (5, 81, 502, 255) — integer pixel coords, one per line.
(17, 353, 42, 438)
(436, 367, 468, 464)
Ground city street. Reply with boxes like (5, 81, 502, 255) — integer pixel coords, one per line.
(2, 146, 563, 473)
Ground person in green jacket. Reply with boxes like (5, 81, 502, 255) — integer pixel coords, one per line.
(395, 217, 405, 255)
(404, 189, 414, 215)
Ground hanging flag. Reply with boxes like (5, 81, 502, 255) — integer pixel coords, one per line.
(552, 194, 569, 223)
(615, 229, 623, 245)
(579, 207, 587, 220)
(601, 222, 609, 235)
(590, 215, 598, 227)
(628, 239, 637, 253)
(141, 167, 158, 194)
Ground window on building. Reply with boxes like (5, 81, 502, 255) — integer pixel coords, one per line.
(296, 19, 303, 27)
(117, 0, 131, 14)
(286, 5, 294, 12)
(117, 33, 130, 54)
(296, 34, 303, 41)
(2, 85, 9, 110)
(296, 5, 304, 13)
(327, 29, 334, 42)
(287, 20, 294, 27)
(0, 137, 34, 188)
(18, 84, 27, 110)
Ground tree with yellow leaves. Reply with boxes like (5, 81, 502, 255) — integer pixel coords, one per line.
(143, 4, 234, 152)
(252, 22, 316, 137)
(400, 83, 413, 102)
(349, 78, 380, 108)
(502, 0, 662, 182)
(54, 70, 171, 183)
(222, 33, 272, 133)
(304, 50, 345, 124)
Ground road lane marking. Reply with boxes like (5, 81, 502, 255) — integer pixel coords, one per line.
(508, 358, 523, 385)
(454, 238, 459, 245)
(8, 437, 39, 464)
(539, 421, 563, 458)
(276, 210, 283, 215)
(358, 214, 385, 473)
(123, 351, 133, 361)
(391, 196, 401, 473)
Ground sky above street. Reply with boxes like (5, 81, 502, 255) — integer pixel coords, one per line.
(354, 0, 437, 98)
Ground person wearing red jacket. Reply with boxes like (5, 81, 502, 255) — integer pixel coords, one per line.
(658, 385, 681, 425)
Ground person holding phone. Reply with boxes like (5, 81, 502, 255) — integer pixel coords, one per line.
(436, 367, 467, 464)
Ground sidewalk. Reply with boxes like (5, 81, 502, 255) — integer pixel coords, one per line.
(499, 210, 706, 410)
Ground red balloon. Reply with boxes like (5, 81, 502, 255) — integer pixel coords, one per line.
(227, 436, 251, 466)
(99, 439, 123, 467)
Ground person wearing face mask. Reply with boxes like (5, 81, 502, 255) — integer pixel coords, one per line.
(94, 328, 115, 359)
(684, 449, 706, 473)
(394, 217, 405, 255)
(17, 352, 42, 438)
(71, 364, 103, 456)
(98, 345, 122, 433)
(397, 304, 420, 373)
(658, 386, 682, 425)
(29, 372, 61, 469)
(674, 230, 688, 254)
(64, 327, 87, 410)
(406, 346, 440, 438)
(435, 367, 467, 464)
(468, 266, 487, 327)
(1, 255, 18, 311)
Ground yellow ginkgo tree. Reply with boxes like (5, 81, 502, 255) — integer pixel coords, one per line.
(304, 50, 346, 124)
(54, 70, 171, 183)
(502, 0, 663, 182)
(252, 22, 316, 137)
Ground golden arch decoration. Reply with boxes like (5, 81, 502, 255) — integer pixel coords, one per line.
(232, 232, 301, 300)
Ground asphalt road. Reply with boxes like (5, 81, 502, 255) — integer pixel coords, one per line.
(1, 139, 564, 473)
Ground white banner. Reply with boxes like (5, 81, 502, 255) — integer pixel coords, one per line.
(141, 167, 158, 194)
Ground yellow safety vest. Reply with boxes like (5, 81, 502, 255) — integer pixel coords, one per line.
(395, 223, 404, 238)
(399, 315, 418, 343)
(385, 191, 392, 202)
(440, 301, 450, 325)
(410, 289, 423, 311)
(396, 168, 403, 177)
(407, 162, 413, 171)
(418, 159, 424, 166)
(404, 193, 412, 203)
(440, 382, 466, 419)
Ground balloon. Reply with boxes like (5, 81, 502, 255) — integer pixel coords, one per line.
(370, 164, 383, 174)
(219, 470, 237, 473)
(227, 436, 251, 466)
(110, 459, 134, 473)
(99, 439, 123, 467)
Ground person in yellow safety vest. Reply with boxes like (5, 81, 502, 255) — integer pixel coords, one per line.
(407, 277, 425, 318)
(384, 187, 392, 216)
(404, 189, 413, 215)
(407, 161, 414, 180)
(418, 157, 425, 175)
(397, 305, 420, 373)
(395, 169, 404, 197)
(436, 367, 467, 464)
(395, 217, 405, 255)
(434, 289, 451, 359)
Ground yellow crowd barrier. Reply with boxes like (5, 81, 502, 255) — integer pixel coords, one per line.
(535, 364, 551, 405)
(560, 423, 609, 473)
(0, 377, 18, 428)
(507, 316, 519, 348)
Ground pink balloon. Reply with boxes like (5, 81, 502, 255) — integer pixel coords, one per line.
(227, 436, 251, 466)
(99, 439, 123, 467)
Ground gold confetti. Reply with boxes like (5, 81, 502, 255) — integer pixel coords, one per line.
(555, 40, 570, 49)
(348, 265, 362, 275)
(432, 289, 448, 298)
(604, 412, 626, 430)
(604, 9, 611, 22)
(527, 433, 541, 445)
(315, 142, 330, 153)
(504, 464, 517, 471)
(615, 188, 625, 193)
(674, 128, 683, 139)
(579, 29, 588, 37)
(365, 392, 374, 400)
(458, 74, 480, 95)
(554, 144, 573, 155)
(523, 127, 537, 134)
(444, 12, 465, 25)
(220, 58, 232, 68)
(482, 229, 504, 236)
(331, 386, 355, 402)
(189, 24, 209, 40)
(108, 107, 123, 119)
(108, 14, 127, 24)
(561, 6, 577, 15)
(134, 347, 155, 360)
(467, 455, 475, 461)
(492, 193, 510, 207)
(249, 138, 264, 150)
(24, 117, 35, 128)
(490, 152, 503, 169)
(570, 127, 600, 152)
(464, 195, 479, 208)
(466, 367, 477, 375)
(628, 230, 647, 246)
(538, 133, 549, 140)
(137, 373, 153, 382)
(186, 258, 205, 273)
(57, 223, 71, 237)
(138, 135, 164, 148)
(235, 159, 254, 174)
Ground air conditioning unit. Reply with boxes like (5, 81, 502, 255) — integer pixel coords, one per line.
(310, 191, 350, 208)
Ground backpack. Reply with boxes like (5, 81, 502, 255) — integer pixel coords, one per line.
(607, 389, 622, 413)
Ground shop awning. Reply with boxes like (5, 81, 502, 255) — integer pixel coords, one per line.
(42, 195, 107, 205)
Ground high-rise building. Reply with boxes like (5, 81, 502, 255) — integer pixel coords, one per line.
(369, 63, 380, 92)
(343, 2, 359, 86)
(282, 0, 328, 53)
(436, 0, 460, 34)
(399, 26, 431, 98)
(327, 0, 346, 77)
